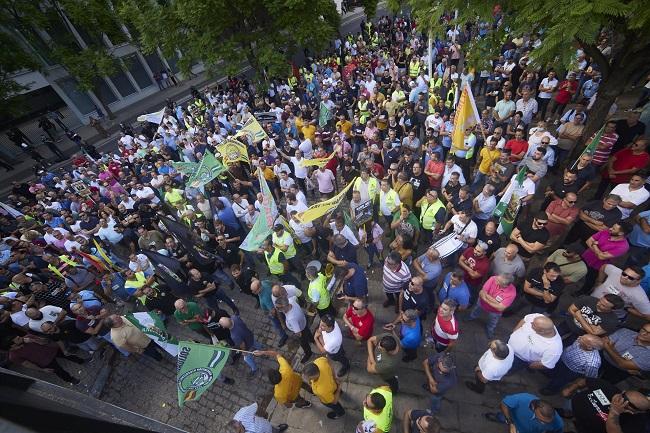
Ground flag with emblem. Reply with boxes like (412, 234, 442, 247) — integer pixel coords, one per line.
(319, 101, 331, 127)
(240, 168, 277, 251)
(171, 161, 199, 177)
(216, 139, 250, 164)
(177, 341, 230, 407)
(571, 125, 604, 169)
(186, 150, 226, 188)
(125, 311, 179, 356)
(492, 167, 527, 236)
(233, 116, 268, 142)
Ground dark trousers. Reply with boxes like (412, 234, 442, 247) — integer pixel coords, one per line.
(327, 347, 350, 371)
(577, 267, 599, 296)
(298, 329, 313, 357)
(279, 272, 302, 288)
(537, 97, 552, 120)
(206, 289, 240, 315)
(324, 402, 345, 416)
(383, 375, 399, 393)
(402, 347, 418, 362)
(593, 179, 612, 200)
(544, 359, 581, 393)
(46, 354, 84, 382)
(142, 341, 164, 361)
(471, 372, 487, 393)
(317, 304, 337, 318)
(600, 357, 630, 384)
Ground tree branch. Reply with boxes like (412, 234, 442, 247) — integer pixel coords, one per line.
(576, 39, 611, 79)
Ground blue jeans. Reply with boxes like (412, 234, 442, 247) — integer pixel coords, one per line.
(244, 341, 263, 372)
(269, 313, 288, 339)
(469, 303, 501, 337)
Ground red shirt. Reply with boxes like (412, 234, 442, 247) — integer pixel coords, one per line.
(425, 160, 445, 188)
(344, 306, 374, 340)
(461, 248, 490, 287)
(9, 337, 59, 368)
(431, 310, 459, 346)
(604, 148, 650, 184)
(504, 139, 528, 162)
(554, 80, 578, 104)
(545, 199, 579, 237)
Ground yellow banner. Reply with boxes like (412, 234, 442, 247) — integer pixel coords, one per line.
(216, 139, 250, 164)
(299, 151, 336, 168)
(451, 84, 480, 154)
(297, 177, 357, 223)
(234, 117, 268, 143)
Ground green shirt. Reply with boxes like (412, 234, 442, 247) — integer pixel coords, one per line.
(174, 302, 204, 331)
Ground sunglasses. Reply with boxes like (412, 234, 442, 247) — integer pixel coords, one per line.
(621, 392, 642, 412)
(535, 221, 548, 226)
(622, 272, 639, 280)
(353, 306, 365, 311)
(566, 200, 577, 204)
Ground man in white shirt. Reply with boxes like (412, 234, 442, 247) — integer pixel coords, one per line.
(134, 184, 160, 204)
(226, 402, 288, 433)
(26, 305, 67, 332)
(591, 264, 650, 321)
(466, 339, 514, 394)
(286, 193, 308, 216)
(609, 175, 650, 219)
(486, 127, 506, 149)
(314, 314, 350, 377)
(96, 219, 123, 245)
(508, 314, 563, 371)
(537, 71, 558, 119)
(274, 295, 313, 364)
(441, 210, 478, 247)
(329, 217, 359, 246)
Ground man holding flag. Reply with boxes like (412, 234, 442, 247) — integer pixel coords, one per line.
(493, 167, 536, 236)
(451, 83, 481, 180)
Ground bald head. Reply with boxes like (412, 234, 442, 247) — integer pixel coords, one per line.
(272, 284, 286, 298)
(531, 316, 556, 337)
(174, 299, 186, 311)
(250, 278, 261, 294)
(577, 334, 603, 351)
(218, 317, 233, 329)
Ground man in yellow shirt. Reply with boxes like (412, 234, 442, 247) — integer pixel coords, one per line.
(303, 356, 345, 419)
(301, 122, 317, 142)
(471, 136, 501, 193)
(336, 114, 352, 137)
(255, 350, 311, 408)
(105, 314, 163, 361)
(363, 385, 394, 433)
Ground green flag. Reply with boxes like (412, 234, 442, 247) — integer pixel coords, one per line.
(176, 341, 230, 407)
(493, 167, 527, 236)
(187, 150, 226, 188)
(171, 161, 199, 177)
(240, 168, 277, 251)
(319, 101, 330, 127)
(125, 311, 179, 356)
(571, 125, 604, 169)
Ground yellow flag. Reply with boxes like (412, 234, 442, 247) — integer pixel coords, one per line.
(234, 116, 268, 142)
(92, 239, 122, 271)
(299, 151, 336, 168)
(216, 139, 250, 164)
(297, 177, 357, 223)
(451, 84, 481, 154)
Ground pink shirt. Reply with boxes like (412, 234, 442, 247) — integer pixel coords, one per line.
(479, 276, 516, 314)
(313, 168, 335, 193)
(581, 230, 629, 270)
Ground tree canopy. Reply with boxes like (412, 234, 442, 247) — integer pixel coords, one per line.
(408, 0, 650, 137)
(118, 0, 343, 85)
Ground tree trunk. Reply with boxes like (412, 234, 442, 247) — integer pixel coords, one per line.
(581, 77, 624, 143)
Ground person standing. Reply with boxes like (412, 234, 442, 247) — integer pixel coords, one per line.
(314, 314, 351, 377)
(254, 349, 311, 409)
(484, 394, 563, 433)
(468, 273, 516, 339)
(363, 386, 394, 433)
(522, 262, 565, 315)
(274, 296, 313, 364)
(578, 223, 631, 296)
(218, 315, 263, 376)
(508, 314, 563, 372)
(305, 265, 335, 317)
(609, 174, 650, 220)
(250, 278, 289, 347)
(539, 335, 603, 395)
(430, 299, 459, 353)
(224, 402, 288, 433)
(382, 251, 412, 311)
(595, 138, 650, 199)
(366, 333, 401, 393)
(104, 315, 164, 361)
(422, 352, 457, 415)
(342, 299, 375, 341)
(466, 339, 514, 394)
(303, 357, 345, 419)
(384, 309, 422, 362)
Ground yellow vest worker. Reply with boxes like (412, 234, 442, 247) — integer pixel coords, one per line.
(418, 198, 445, 231)
(354, 176, 379, 202)
(363, 386, 393, 433)
(409, 60, 420, 78)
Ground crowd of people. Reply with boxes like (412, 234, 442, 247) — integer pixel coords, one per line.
(1, 11, 650, 433)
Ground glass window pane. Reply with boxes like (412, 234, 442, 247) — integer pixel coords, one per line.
(93, 78, 118, 105)
(123, 54, 152, 89)
(165, 52, 180, 73)
(109, 60, 136, 97)
(144, 52, 165, 76)
(55, 77, 95, 115)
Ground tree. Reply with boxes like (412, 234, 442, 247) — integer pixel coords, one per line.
(408, 0, 650, 141)
(0, 0, 131, 119)
(118, 0, 342, 88)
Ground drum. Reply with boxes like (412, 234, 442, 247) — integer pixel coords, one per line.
(432, 232, 464, 258)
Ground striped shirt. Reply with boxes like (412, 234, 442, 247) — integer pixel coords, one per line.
(592, 131, 618, 166)
(382, 260, 411, 293)
(561, 340, 601, 378)
(232, 403, 273, 433)
(432, 312, 459, 346)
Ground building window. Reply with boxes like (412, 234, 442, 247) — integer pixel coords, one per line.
(123, 54, 152, 90)
(109, 59, 136, 97)
(55, 77, 95, 115)
(93, 78, 118, 106)
(143, 52, 165, 77)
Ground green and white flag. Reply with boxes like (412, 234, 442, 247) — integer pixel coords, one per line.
(187, 150, 226, 188)
(319, 101, 331, 127)
(125, 311, 179, 356)
(171, 161, 199, 177)
(571, 125, 604, 169)
(240, 167, 277, 251)
(176, 341, 230, 407)
(492, 167, 527, 236)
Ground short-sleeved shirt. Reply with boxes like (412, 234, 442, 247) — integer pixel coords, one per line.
(461, 248, 490, 287)
(508, 314, 563, 368)
(582, 230, 629, 270)
(28, 305, 63, 332)
(502, 393, 563, 433)
(515, 220, 549, 258)
(479, 275, 517, 314)
(545, 199, 579, 237)
(566, 296, 619, 336)
(524, 268, 565, 312)
(229, 315, 254, 349)
(578, 200, 622, 232)
(592, 265, 650, 318)
(373, 333, 399, 378)
(438, 272, 470, 308)
(489, 248, 526, 279)
(628, 210, 650, 248)
(431, 311, 459, 346)
(415, 253, 442, 285)
(383, 260, 411, 293)
(310, 357, 337, 404)
(344, 307, 374, 340)
(546, 249, 588, 284)
(174, 302, 204, 331)
(400, 319, 422, 349)
(426, 352, 457, 395)
(342, 262, 368, 298)
(571, 378, 646, 433)
(478, 343, 515, 381)
(604, 328, 650, 371)
(401, 287, 430, 317)
(408, 410, 432, 433)
(274, 355, 302, 404)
